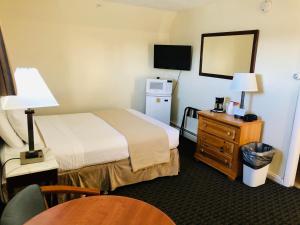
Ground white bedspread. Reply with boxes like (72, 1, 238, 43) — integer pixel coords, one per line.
(35, 110, 179, 171)
(35, 113, 129, 171)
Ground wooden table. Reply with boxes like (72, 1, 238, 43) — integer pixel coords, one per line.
(25, 195, 175, 225)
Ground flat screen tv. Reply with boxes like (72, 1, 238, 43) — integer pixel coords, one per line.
(154, 44, 192, 71)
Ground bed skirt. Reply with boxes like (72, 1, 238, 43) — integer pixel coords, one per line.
(58, 148, 180, 192)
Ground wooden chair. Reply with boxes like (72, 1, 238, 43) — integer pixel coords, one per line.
(0, 184, 100, 225)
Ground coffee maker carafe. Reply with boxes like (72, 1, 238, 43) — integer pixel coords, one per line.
(212, 97, 225, 113)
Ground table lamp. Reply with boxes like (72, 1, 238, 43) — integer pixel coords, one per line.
(230, 73, 258, 117)
(0, 68, 58, 164)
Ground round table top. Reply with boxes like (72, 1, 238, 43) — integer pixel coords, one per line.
(25, 195, 175, 225)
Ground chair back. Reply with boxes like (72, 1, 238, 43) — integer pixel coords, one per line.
(1, 184, 46, 225)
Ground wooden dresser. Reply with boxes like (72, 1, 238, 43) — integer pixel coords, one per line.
(194, 111, 263, 180)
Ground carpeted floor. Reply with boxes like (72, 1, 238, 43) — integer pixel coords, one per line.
(112, 137, 300, 225)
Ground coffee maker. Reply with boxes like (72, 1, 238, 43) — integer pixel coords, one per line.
(212, 97, 225, 113)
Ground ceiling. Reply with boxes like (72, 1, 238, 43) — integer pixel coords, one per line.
(104, 0, 212, 11)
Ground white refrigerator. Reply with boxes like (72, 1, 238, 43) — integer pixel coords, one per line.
(145, 79, 173, 124)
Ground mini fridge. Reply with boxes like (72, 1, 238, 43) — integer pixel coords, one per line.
(145, 79, 172, 124)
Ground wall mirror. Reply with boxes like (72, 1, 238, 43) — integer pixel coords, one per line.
(199, 30, 259, 80)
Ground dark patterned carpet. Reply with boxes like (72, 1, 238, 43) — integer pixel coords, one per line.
(112, 137, 300, 225)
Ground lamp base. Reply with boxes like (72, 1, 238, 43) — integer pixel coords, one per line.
(20, 150, 44, 165)
(233, 107, 246, 119)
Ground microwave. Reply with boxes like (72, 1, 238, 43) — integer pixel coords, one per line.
(146, 79, 173, 96)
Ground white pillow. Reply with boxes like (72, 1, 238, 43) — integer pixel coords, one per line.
(0, 111, 24, 148)
(6, 110, 45, 149)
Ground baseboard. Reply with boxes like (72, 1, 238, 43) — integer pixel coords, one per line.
(267, 171, 285, 186)
(170, 122, 197, 142)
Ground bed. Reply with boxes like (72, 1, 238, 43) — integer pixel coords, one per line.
(1, 109, 179, 192)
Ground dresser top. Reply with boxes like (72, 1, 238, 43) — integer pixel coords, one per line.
(198, 111, 262, 127)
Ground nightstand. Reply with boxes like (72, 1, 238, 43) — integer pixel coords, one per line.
(194, 111, 263, 180)
(3, 148, 59, 199)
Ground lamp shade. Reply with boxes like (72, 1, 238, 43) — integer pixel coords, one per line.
(230, 73, 258, 92)
(0, 68, 58, 110)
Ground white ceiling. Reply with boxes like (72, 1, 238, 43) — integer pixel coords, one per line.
(105, 0, 212, 11)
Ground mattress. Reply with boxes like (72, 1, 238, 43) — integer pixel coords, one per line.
(32, 109, 179, 171)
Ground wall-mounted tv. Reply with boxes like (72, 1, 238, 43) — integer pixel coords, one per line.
(154, 44, 192, 71)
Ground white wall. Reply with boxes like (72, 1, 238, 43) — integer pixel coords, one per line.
(0, 0, 176, 114)
(168, 0, 300, 179)
(1, 0, 300, 181)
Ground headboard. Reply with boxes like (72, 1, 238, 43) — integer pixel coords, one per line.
(0, 26, 16, 96)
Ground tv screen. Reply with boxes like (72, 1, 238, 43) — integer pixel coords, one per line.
(154, 45, 192, 71)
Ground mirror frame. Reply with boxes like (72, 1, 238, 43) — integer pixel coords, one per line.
(199, 30, 259, 80)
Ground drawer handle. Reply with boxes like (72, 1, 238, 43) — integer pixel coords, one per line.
(201, 148, 204, 152)
(224, 144, 234, 154)
(227, 131, 231, 136)
(219, 147, 224, 153)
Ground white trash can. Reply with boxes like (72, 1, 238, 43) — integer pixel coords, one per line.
(241, 142, 275, 187)
(243, 164, 270, 187)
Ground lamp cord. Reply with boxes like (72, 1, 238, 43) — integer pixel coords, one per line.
(1, 158, 20, 203)
(172, 70, 182, 96)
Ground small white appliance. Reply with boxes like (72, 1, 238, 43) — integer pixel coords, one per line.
(145, 78, 172, 124)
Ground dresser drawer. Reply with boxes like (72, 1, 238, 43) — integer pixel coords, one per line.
(199, 132, 234, 156)
(197, 144, 233, 169)
(199, 117, 239, 142)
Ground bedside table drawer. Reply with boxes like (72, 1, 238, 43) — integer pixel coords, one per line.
(199, 117, 239, 142)
(197, 144, 233, 168)
(199, 132, 234, 156)
(6, 169, 58, 199)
